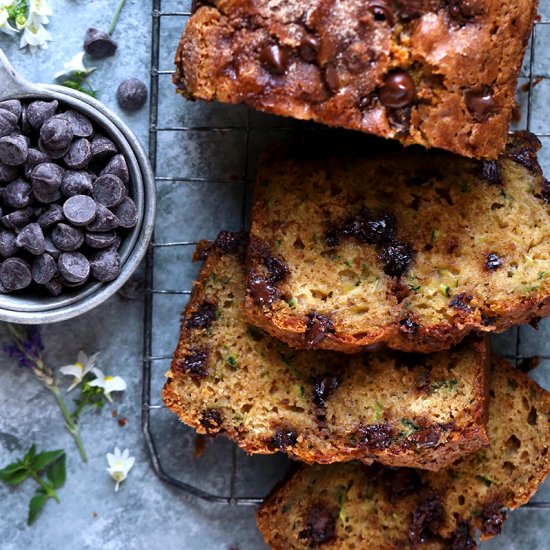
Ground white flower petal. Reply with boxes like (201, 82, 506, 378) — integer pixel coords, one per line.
(104, 376, 127, 394)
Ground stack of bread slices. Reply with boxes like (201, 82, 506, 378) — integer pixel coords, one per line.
(165, 1, 550, 548)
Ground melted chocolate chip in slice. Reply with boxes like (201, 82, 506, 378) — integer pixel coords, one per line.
(379, 71, 416, 109)
(299, 35, 319, 62)
(465, 88, 498, 122)
(260, 44, 289, 75)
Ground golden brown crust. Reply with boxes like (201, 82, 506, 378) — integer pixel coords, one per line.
(163, 233, 490, 470)
(174, 1, 538, 159)
(257, 357, 550, 549)
(245, 132, 550, 353)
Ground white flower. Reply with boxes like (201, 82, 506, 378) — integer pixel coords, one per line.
(106, 447, 135, 492)
(0, 7, 17, 35)
(19, 13, 51, 52)
(54, 51, 95, 80)
(28, 0, 52, 22)
(59, 351, 100, 391)
(89, 368, 127, 402)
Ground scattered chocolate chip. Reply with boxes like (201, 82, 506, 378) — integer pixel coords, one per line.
(299, 35, 319, 62)
(100, 154, 129, 183)
(63, 195, 98, 226)
(200, 409, 224, 432)
(0, 257, 32, 290)
(450, 522, 476, 550)
(358, 423, 394, 449)
(0, 230, 17, 258)
(259, 44, 289, 75)
(449, 292, 473, 312)
(486, 252, 503, 271)
(408, 495, 444, 545)
(111, 197, 137, 228)
(324, 65, 341, 92)
(313, 375, 340, 407)
(32, 253, 58, 284)
(84, 27, 118, 58)
(52, 223, 84, 251)
(27, 100, 58, 129)
(61, 170, 94, 197)
(271, 428, 298, 450)
(63, 138, 92, 170)
(0, 135, 29, 166)
(299, 505, 336, 546)
(305, 311, 335, 346)
(90, 249, 121, 282)
(480, 160, 502, 186)
(0, 108, 19, 137)
(379, 71, 416, 109)
(4, 179, 32, 208)
(63, 109, 94, 138)
(116, 78, 148, 111)
(37, 204, 65, 229)
(187, 300, 218, 330)
(15, 223, 45, 255)
(367, 0, 395, 25)
(379, 242, 414, 277)
(480, 501, 506, 537)
(58, 252, 90, 284)
(465, 88, 498, 122)
(175, 349, 209, 378)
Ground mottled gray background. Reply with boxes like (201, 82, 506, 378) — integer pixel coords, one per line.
(1, 1, 550, 549)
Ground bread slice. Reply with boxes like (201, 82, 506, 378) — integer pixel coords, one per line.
(257, 357, 550, 549)
(245, 132, 550, 353)
(174, 0, 537, 159)
(163, 232, 490, 470)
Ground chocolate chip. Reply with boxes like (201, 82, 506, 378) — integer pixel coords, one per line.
(450, 522, 476, 550)
(24, 148, 50, 178)
(44, 236, 61, 260)
(100, 154, 129, 184)
(90, 134, 117, 161)
(175, 349, 209, 378)
(480, 160, 502, 185)
(90, 249, 120, 282)
(31, 163, 64, 195)
(249, 275, 280, 307)
(86, 203, 119, 232)
(199, 409, 224, 432)
(27, 100, 58, 129)
(2, 207, 33, 231)
(271, 428, 298, 450)
(0, 257, 32, 290)
(305, 311, 335, 346)
(324, 65, 341, 92)
(32, 253, 58, 284)
(259, 44, 289, 75)
(44, 276, 63, 296)
(379, 71, 416, 109)
(358, 92, 379, 110)
(0, 230, 17, 258)
(299, 506, 336, 546)
(358, 423, 394, 449)
(63, 195, 98, 226)
(58, 252, 90, 284)
(116, 78, 148, 111)
(400, 317, 419, 334)
(299, 35, 319, 62)
(448, 0, 483, 23)
(213, 231, 244, 254)
(408, 427, 441, 447)
(343, 210, 397, 245)
(37, 204, 65, 229)
(313, 375, 340, 407)
(408, 495, 445, 545)
(40, 116, 74, 158)
(3, 179, 32, 208)
(15, 223, 45, 255)
(480, 501, 506, 537)
(84, 231, 118, 249)
(110, 197, 137, 228)
(84, 27, 118, 58)
(52, 223, 84, 251)
(368, 0, 395, 25)
(63, 138, 92, 170)
(0, 160, 18, 183)
(379, 242, 414, 277)
(187, 300, 218, 330)
(0, 100, 22, 119)
(0, 108, 19, 137)
(0, 135, 28, 166)
(486, 252, 503, 271)
(61, 170, 94, 197)
(449, 292, 473, 312)
(92, 174, 126, 207)
(465, 88, 498, 122)
(62, 110, 93, 139)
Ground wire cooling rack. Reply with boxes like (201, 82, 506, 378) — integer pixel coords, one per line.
(141, 0, 550, 514)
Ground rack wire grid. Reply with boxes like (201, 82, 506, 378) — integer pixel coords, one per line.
(142, 0, 550, 514)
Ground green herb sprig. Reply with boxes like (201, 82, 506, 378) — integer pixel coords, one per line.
(0, 445, 66, 525)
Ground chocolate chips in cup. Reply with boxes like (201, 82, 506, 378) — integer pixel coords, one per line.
(0, 98, 138, 296)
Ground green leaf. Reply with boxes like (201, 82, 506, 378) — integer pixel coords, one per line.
(47, 454, 66, 490)
(24, 444, 37, 464)
(27, 493, 49, 525)
(31, 450, 64, 472)
(0, 466, 29, 485)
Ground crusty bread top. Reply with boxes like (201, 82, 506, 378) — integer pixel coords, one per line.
(257, 357, 550, 549)
(245, 132, 550, 353)
(174, 0, 537, 159)
(163, 233, 490, 470)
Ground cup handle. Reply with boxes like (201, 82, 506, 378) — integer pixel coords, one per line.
(0, 47, 42, 99)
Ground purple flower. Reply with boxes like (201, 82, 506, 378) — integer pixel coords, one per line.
(3, 344, 33, 368)
(3, 326, 44, 368)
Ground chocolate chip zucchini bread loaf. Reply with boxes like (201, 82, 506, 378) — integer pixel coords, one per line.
(257, 357, 550, 549)
(245, 132, 550, 353)
(163, 232, 491, 470)
(174, 0, 537, 159)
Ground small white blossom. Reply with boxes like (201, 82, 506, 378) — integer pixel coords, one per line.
(19, 12, 51, 52)
(0, 7, 17, 35)
(59, 351, 100, 391)
(106, 447, 135, 492)
(54, 51, 95, 80)
(89, 368, 127, 402)
(28, 0, 52, 22)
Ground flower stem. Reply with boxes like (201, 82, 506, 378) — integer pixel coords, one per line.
(108, 0, 127, 35)
(29, 472, 60, 503)
(49, 386, 88, 462)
